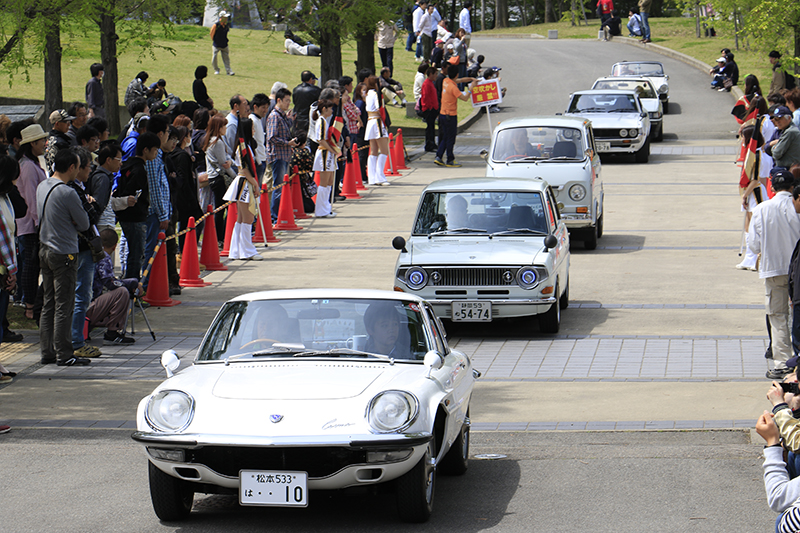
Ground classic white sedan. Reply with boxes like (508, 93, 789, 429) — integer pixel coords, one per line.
(591, 77, 664, 142)
(392, 177, 570, 333)
(132, 289, 478, 523)
(610, 61, 670, 113)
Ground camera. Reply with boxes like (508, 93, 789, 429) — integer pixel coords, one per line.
(780, 382, 800, 395)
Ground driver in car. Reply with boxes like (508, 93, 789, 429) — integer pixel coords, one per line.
(501, 129, 539, 159)
(245, 304, 298, 349)
(363, 301, 411, 359)
(445, 194, 469, 229)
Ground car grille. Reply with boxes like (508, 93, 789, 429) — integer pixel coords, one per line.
(186, 446, 368, 478)
(593, 128, 626, 139)
(429, 267, 518, 287)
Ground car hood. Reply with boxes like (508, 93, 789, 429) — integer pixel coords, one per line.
(639, 98, 660, 113)
(408, 238, 543, 265)
(572, 113, 644, 128)
(486, 159, 590, 185)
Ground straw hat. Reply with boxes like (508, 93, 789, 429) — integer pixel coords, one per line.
(19, 124, 48, 145)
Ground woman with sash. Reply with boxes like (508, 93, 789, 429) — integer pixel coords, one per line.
(364, 76, 391, 186)
(222, 117, 263, 260)
(312, 99, 339, 218)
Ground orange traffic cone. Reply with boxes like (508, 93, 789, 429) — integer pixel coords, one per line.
(253, 183, 281, 244)
(385, 135, 401, 176)
(179, 217, 211, 287)
(353, 150, 367, 191)
(341, 158, 361, 199)
(290, 168, 310, 219)
(273, 174, 303, 231)
(144, 232, 181, 307)
(393, 128, 409, 170)
(219, 203, 237, 257)
(199, 204, 227, 271)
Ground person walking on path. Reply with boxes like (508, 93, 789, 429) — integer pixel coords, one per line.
(85, 63, 104, 119)
(434, 64, 475, 168)
(37, 148, 91, 367)
(747, 168, 800, 379)
(376, 21, 399, 75)
(210, 10, 234, 76)
(638, 0, 651, 43)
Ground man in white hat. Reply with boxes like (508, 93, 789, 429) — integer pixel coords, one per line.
(210, 10, 234, 76)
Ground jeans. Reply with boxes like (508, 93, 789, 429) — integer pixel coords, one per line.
(16, 233, 39, 306)
(406, 31, 415, 51)
(379, 47, 394, 75)
(641, 12, 650, 39)
(627, 20, 642, 36)
(119, 220, 146, 280)
(145, 213, 165, 268)
(39, 246, 78, 363)
(436, 115, 458, 163)
(270, 159, 289, 221)
(71, 250, 94, 348)
(792, 304, 800, 357)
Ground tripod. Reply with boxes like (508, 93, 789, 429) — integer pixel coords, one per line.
(127, 296, 156, 341)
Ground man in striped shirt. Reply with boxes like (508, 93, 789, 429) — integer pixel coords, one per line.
(143, 115, 173, 287)
(266, 88, 298, 222)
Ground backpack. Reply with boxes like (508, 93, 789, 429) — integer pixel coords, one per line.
(786, 71, 797, 91)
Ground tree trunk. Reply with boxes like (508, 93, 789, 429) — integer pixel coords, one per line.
(481, 0, 485, 30)
(319, 28, 342, 85)
(795, 25, 800, 76)
(516, 0, 526, 26)
(544, 0, 553, 22)
(99, 11, 121, 134)
(496, 0, 508, 28)
(44, 17, 63, 119)
(569, 0, 575, 26)
(354, 30, 375, 78)
(450, 0, 457, 30)
(695, 2, 701, 38)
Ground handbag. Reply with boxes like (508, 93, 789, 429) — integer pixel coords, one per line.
(723, 78, 733, 90)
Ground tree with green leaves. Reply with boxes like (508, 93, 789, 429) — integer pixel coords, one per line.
(743, 0, 799, 75)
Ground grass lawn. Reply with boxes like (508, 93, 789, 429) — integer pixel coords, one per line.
(476, 16, 794, 90)
(0, 23, 470, 132)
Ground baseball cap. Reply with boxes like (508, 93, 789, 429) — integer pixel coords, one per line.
(769, 105, 792, 119)
(771, 167, 795, 189)
(434, 39, 444, 45)
(49, 109, 75, 125)
(219, 10, 229, 18)
(716, 56, 726, 63)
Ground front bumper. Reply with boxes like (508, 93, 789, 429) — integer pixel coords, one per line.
(424, 296, 557, 319)
(560, 212, 594, 229)
(596, 135, 646, 153)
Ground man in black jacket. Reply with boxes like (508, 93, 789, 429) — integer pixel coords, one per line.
(115, 132, 160, 280)
(292, 71, 321, 138)
(210, 10, 234, 76)
(787, 181, 800, 358)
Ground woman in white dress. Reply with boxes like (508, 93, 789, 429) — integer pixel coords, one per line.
(737, 97, 771, 270)
(312, 99, 340, 218)
(364, 76, 391, 186)
(222, 117, 263, 260)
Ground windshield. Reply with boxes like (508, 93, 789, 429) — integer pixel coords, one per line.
(612, 63, 664, 77)
(569, 93, 638, 113)
(413, 191, 548, 235)
(593, 80, 656, 99)
(197, 298, 431, 362)
(491, 126, 584, 161)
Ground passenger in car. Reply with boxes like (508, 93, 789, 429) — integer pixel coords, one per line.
(445, 194, 469, 229)
(363, 301, 411, 359)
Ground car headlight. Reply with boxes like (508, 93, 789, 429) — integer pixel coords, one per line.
(630, 129, 639, 137)
(367, 391, 419, 433)
(404, 267, 428, 290)
(649, 111, 662, 119)
(569, 184, 586, 201)
(146, 390, 195, 432)
(619, 129, 628, 137)
(658, 84, 668, 94)
(516, 267, 538, 289)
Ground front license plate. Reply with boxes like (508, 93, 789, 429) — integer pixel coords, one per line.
(452, 301, 492, 322)
(240, 470, 308, 507)
(596, 141, 611, 151)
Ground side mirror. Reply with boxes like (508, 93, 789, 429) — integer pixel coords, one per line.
(544, 234, 558, 250)
(392, 236, 407, 253)
(161, 349, 180, 378)
(479, 149, 488, 161)
(424, 350, 444, 378)
(641, 112, 647, 119)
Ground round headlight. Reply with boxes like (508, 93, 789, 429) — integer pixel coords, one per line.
(516, 267, 538, 289)
(658, 84, 668, 94)
(368, 391, 419, 433)
(629, 129, 639, 137)
(619, 129, 628, 137)
(405, 267, 428, 289)
(146, 390, 194, 432)
(569, 184, 586, 201)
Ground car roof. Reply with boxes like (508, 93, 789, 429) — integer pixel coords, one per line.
(229, 288, 427, 304)
(594, 76, 654, 86)
(423, 177, 550, 193)
(495, 115, 590, 131)
(571, 89, 640, 96)
(613, 60, 664, 66)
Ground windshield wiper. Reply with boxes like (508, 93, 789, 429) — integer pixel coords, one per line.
(608, 109, 636, 113)
(492, 228, 549, 236)
(224, 345, 305, 364)
(506, 156, 548, 162)
(292, 348, 392, 361)
(429, 228, 489, 237)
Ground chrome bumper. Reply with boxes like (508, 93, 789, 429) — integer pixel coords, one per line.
(426, 297, 557, 305)
(132, 431, 433, 448)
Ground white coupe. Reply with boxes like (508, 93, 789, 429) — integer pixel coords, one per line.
(132, 289, 478, 523)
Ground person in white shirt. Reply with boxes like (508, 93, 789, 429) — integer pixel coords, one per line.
(419, 5, 433, 64)
(627, 8, 643, 37)
(249, 93, 269, 181)
(459, 2, 473, 48)
(747, 168, 800, 379)
(412, 1, 429, 61)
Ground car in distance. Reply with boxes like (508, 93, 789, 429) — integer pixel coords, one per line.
(483, 116, 604, 249)
(392, 177, 570, 333)
(610, 60, 670, 113)
(591, 77, 663, 142)
(132, 289, 478, 523)
(565, 89, 651, 163)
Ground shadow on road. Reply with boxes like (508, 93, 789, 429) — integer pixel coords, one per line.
(570, 233, 646, 254)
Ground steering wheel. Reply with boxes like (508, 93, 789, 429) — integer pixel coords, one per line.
(240, 338, 281, 350)
(504, 154, 528, 160)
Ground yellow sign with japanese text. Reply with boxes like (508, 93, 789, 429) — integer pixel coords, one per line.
(471, 79, 502, 107)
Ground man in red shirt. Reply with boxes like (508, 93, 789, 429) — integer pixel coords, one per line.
(434, 64, 475, 168)
(597, 0, 614, 23)
(420, 66, 440, 152)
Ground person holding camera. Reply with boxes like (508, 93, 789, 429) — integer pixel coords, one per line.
(266, 87, 298, 221)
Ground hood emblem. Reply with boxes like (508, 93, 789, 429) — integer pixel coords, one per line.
(269, 414, 284, 423)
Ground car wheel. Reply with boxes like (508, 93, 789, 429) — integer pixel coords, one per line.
(634, 139, 650, 164)
(539, 284, 561, 333)
(396, 440, 436, 523)
(559, 278, 569, 310)
(439, 420, 469, 476)
(663, 100, 669, 114)
(653, 124, 664, 142)
(584, 224, 598, 250)
(148, 461, 194, 521)
(596, 213, 604, 238)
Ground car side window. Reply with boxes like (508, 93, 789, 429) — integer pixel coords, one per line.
(545, 190, 558, 231)
(425, 305, 448, 354)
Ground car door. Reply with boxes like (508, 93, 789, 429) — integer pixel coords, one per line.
(585, 125, 602, 222)
(545, 187, 569, 283)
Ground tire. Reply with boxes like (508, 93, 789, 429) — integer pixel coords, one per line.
(148, 461, 194, 521)
(584, 224, 598, 250)
(634, 138, 650, 164)
(539, 284, 561, 333)
(663, 100, 669, 114)
(653, 123, 664, 142)
(559, 278, 569, 310)
(596, 213, 604, 238)
(396, 440, 436, 523)
(439, 421, 469, 476)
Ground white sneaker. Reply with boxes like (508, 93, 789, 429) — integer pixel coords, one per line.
(247, 254, 264, 261)
(380, 182, 391, 186)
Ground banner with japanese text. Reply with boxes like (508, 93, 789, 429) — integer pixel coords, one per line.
(471, 79, 502, 107)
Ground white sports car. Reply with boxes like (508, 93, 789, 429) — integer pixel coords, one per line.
(610, 61, 670, 113)
(591, 77, 664, 142)
(132, 289, 478, 523)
